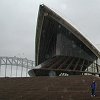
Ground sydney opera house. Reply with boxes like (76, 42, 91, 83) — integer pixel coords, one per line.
(28, 5, 100, 76)
(1, 3, 100, 100)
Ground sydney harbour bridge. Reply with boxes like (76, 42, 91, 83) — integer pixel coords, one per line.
(0, 56, 35, 77)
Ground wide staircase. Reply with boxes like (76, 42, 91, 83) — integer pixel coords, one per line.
(0, 75, 100, 100)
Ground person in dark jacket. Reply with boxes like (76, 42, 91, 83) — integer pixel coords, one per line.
(91, 81, 96, 97)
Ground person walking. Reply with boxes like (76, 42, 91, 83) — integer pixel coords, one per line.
(90, 80, 96, 97)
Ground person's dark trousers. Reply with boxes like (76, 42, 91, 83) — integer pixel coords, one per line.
(91, 89, 95, 96)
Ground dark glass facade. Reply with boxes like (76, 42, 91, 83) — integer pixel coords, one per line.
(38, 15, 97, 65)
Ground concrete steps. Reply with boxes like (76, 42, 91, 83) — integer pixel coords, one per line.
(0, 75, 99, 100)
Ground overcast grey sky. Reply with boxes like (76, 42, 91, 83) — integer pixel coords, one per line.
(0, 0, 100, 60)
